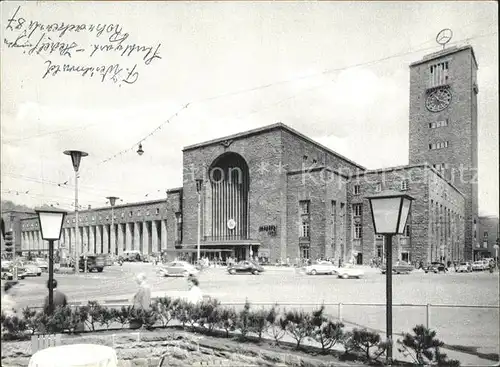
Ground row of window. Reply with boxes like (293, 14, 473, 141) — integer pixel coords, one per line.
(299, 199, 412, 241)
(353, 179, 409, 195)
(429, 141, 449, 150)
(429, 119, 449, 129)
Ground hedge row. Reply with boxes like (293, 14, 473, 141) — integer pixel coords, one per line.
(1, 297, 460, 366)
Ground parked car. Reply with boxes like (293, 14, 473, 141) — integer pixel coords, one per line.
(23, 262, 42, 276)
(380, 261, 415, 274)
(424, 262, 447, 273)
(472, 260, 487, 271)
(334, 265, 364, 279)
(227, 260, 264, 275)
(456, 262, 472, 273)
(79, 255, 105, 272)
(157, 261, 198, 277)
(1, 264, 27, 280)
(123, 250, 143, 262)
(304, 261, 336, 275)
(34, 258, 49, 272)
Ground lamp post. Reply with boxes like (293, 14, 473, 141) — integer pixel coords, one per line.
(195, 179, 203, 263)
(106, 196, 120, 256)
(64, 150, 88, 273)
(367, 190, 414, 364)
(35, 207, 67, 314)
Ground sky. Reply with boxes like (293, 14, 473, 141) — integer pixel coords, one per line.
(1, 1, 498, 216)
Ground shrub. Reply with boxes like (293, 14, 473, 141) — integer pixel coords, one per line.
(172, 299, 194, 328)
(22, 307, 40, 335)
(153, 297, 175, 327)
(1, 314, 27, 339)
(84, 301, 104, 331)
(47, 306, 75, 333)
(112, 306, 133, 328)
(249, 308, 268, 340)
(217, 307, 238, 338)
(343, 328, 386, 362)
(198, 298, 221, 334)
(138, 308, 159, 330)
(95, 307, 115, 330)
(311, 305, 344, 353)
(398, 325, 460, 367)
(266, 305, 288, 346)
(284, 309, 314, 350)
(236, 299, 252, 339)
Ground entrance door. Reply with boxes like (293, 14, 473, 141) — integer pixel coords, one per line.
(234, 247, 246, 261)
(356, 253, 363, 265)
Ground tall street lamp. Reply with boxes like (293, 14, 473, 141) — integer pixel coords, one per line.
(64, 150, 88, 273)
(106, 196, 120, 256)
(35, 207, 67, 314)
(196, 179, 203, 263)
(367, 190, 414, 364)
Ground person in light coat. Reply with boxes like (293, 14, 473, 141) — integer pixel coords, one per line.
(1, 281, 19, 317)
(187, 274, 203, 304)
(132, 273, 151, 310)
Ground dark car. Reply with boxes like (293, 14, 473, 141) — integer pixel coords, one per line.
(380, 261, 415, 274)
(79, 255, 105, 272)
(424, 262, 447, 273)
(227, 260, 264, 275)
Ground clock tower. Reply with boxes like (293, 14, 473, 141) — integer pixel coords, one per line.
(408, 45, 479, 261)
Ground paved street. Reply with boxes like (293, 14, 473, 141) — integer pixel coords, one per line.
(3, 263, 499, 361)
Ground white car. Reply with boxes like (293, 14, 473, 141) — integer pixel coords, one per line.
(334, 265, 364, 279)
(34, 258, 49, 272)
(304, 261, 336, 275)
(456, 262, 472, 273)
(472, 260, 487, 271)
(23, 262, 42, 277)
(157, 261, 198, 277)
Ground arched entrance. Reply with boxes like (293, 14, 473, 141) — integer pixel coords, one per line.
(208, 152, 250, 243)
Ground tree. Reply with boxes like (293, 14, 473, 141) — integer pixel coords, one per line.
(398, 325, 460, 366)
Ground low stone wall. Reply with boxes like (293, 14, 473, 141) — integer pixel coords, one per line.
(1, 328, 363, 367)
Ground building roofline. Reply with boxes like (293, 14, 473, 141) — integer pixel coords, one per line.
(18, 199, 170, 218)
(166, 187, 182, 194)
(287, 165, 350, 179)
(410, 45, 478, 68)
(182, 122, 366, 170)
(1, 210, 36, 215)
(351, 162, 466, 199)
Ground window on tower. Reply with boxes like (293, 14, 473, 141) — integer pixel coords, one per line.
(429, 61, 450, 89)
(429, 141, 449, 150)
(429, 119, 449, 129)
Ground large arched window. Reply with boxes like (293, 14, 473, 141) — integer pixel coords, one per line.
(208, 153, 250, 241)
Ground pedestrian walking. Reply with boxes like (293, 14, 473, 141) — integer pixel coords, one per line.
(43, 279, 68, 314)
(129, 273, 152, 329)
(132, 273, 151, 310)
(1, 281, 20, 317)
(187, 274, 203, 304)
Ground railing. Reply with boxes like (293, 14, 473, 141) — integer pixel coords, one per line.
(60, 300, 498, 330)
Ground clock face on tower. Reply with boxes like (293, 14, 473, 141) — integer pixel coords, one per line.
(426, 88, 452, 112)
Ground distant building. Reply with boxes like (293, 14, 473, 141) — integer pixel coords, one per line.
(477, 216, 499, 260)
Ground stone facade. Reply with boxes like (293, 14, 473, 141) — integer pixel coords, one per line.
(347, 164, 465, 265)
(409, 46, 479, 261)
